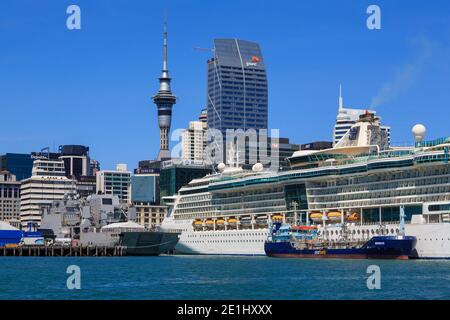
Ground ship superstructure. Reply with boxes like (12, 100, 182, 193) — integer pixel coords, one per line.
(161, 112, 450, 258)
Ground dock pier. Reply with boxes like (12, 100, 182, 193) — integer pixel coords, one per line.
(0, 245, 127, 257)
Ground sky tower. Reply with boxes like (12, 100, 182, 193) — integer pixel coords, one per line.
(153, 16, 176, 160)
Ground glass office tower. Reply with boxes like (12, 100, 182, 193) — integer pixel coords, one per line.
(0, 153, 33, 181)
(207, 39, 268, 136)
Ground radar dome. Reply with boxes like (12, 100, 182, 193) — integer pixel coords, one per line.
(252, 163, 264, 172)
(217, 163, 226, 172)
(412, 124, 426, 142)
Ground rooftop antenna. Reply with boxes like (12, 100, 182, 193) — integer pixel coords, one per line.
(339, 84, 343, 111)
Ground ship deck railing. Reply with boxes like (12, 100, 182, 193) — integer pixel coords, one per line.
(151, 227, 182, 234)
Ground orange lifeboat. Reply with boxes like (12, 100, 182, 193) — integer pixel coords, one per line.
(205, 220, 214, 228)
(193, 220, 203, 228)
(309, 212, 323, 223)
(327, 211, 342, 222)
(346, 212, 360, 222)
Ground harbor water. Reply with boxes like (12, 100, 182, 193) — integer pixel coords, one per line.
(0, 256, 449, 300)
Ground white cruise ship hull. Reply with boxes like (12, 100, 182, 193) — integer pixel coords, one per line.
(162, 216, 450, 258)
(162, 216, 267, 255)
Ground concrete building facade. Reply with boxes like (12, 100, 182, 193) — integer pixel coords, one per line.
(20, 158, 76, 228)
(96, 164, 131, 203)
(134, 202, 167, 229)
(181, 121, 208, 163)
(0, 171, 21, 226)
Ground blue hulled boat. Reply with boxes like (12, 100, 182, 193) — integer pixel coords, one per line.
(0, 221, 23, 246)
(265, 223, 417, 260)
(0, 222, 44, 247)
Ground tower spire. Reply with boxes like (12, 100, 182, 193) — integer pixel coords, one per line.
(153, 14, 177, 161)
(163, 13, 167, 72)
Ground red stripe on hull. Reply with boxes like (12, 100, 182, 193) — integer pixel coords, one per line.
(268, 254, 410, 260)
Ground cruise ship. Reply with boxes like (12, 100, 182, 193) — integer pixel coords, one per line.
(161, 112, 450, 258)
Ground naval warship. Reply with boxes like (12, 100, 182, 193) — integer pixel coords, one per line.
(40, 193, 180, 255)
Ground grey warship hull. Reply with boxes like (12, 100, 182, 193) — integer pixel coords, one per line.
(119, 231, 180, 256)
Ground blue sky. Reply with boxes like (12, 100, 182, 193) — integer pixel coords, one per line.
(1, 0, 450, 170)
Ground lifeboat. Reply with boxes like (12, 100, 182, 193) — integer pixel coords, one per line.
(271, 215, 283, 221)
(193, 220, 203, 228)
(327, 211, 342, 222)
(205, 220, 214, 228)
(309, 212, 323, 223)
(227, 218, 237, 224)
(216, 219, 225, 225)
(346, 212, 360, 222)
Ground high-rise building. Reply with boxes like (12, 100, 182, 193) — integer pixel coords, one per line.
(0, 153, 33, 181)
(131, 174, 159, 204)
(96, 164, 131, 203)
(59, 145, 91, 179)
(0, 171, 21, 226)
(181, 121, 208, 163)
(153, 18, 177, 161)
(20, 158, 76, 228)
(333, 87, 391, 147)
(207, 39, 268, 137)
(159, 160, 212, 204)
(131, 169, 165, 228)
